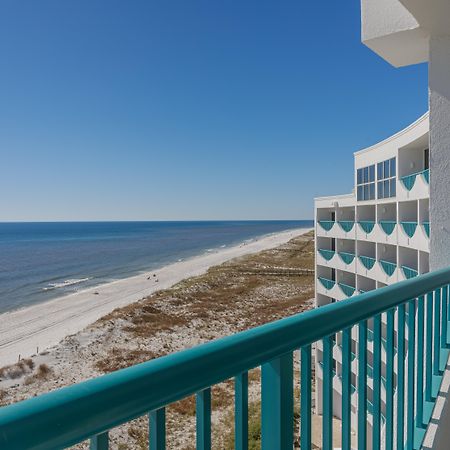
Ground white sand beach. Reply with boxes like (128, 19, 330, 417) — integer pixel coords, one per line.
(0, 227, 312, 367)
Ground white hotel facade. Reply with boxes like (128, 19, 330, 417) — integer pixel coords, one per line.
(314, 112, 430, 435)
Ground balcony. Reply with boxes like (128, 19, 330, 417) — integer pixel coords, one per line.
(318, 248, 335, 261)
(402, 265, 419, 280)
(338, 251, 355, 265)
(338, 282, 356, 297)
(400, 221, 418, 238)
(379, 220, 396, 236)
(358, 220, 375, 234)
(400, 168, 430, 191)
(379, 259, 397, 277)
(318, 276, 336, 290)
(337, 220, 354, 232)
(359, 255, 376, 270)
(318, 220, 335, 232)
(1, 270, 450, 449)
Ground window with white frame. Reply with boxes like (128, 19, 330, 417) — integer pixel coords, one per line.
(377, 158, 396, 199)
(356, 165, 375, 201)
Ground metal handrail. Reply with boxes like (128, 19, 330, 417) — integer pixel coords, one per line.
(2, 267, 450, 449)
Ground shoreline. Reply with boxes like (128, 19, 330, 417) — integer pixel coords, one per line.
(0, 227, 312, 367)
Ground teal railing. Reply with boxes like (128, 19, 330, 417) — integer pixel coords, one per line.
(318, 276, 336, 290)
(358, 220, 375, 234)
(423, 221, 430, 238)
(338, 221, 354, 232)
(402, 266, 418, 280)
(359, 255, 376, 270)
(338, 251, 355, 265)
(338, 282, 356, 297)
(380, 259, 397, 277)
(401, 173, 417, 191)
(318, 220, 335, 231)
(401, 168, 429, 190)
(379, 220, 396, 236)
(2, 269, 450, 450)
(318, 249, 335, 261)
(401, 221, 418, 238)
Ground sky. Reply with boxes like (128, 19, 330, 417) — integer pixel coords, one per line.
(0, 1, 428, 221)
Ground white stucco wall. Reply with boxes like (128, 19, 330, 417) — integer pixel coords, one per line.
(429, 36, 450, 271)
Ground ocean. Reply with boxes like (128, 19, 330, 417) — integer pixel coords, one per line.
(0, 220, 312, 313)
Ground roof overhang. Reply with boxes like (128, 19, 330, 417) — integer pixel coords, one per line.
(361, 0, 450, 67)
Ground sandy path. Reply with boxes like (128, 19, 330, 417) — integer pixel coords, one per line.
(0, 228, 312, 367)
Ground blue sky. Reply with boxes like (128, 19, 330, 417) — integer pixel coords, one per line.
(0, 1, 427, 221)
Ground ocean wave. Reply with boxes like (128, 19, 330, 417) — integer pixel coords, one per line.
(43, 277, 91, 291)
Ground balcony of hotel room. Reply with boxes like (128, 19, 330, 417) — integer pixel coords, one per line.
(316, 206, 336, 238)
(397, 137, 429, 202)
(331, 238, 356, 272)
(375, 242, 399, 283)
(334, 206, 356, 240)
(356, 203, 376, 242)
(316, 265, 357, 304)
(356, 240, 377, 280)
(398, 246, 420, 281)
(398, 200, 429, 252)
(316, 236, 337, 268)
(375, 202, 398, 245)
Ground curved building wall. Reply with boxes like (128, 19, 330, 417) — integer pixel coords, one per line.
(314, 113, 430, 437)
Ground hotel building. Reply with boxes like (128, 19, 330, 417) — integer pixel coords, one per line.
(314, 112, 430, 437)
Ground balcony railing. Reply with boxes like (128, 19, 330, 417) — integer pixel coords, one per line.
(337, 220, 354, 232)
(318, 248, 335, 261)
(359, 255, 376, 270)
(380, 259, 397, 277)
(338, 282, 356, 297)
(358, 220, 375, 234)
(402, 265, 419, 280)
(379, 220, 396, 236)
(318, 220, 335, 231)
(318, 276, 336, 290)
(338, 251, 355, 265)
(400, 168, 430, 191)
(1, 268, 450, 449)
(423, 221, 430, 238)
(401, 221, 418, 238)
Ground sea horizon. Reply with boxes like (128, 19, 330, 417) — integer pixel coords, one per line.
(0, 220, 313, 314)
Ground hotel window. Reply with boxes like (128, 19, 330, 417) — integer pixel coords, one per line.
(356, 165, 375, 201)
(377, 157, 396, 199)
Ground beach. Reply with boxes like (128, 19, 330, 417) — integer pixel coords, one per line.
(0, 227, 311, 367)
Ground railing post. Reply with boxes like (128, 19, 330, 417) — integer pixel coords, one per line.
(397, 304, 406, 450)
(372, 314, 382, 450)
(322, 335, 333, 450)
(416, 296, 425, 428)
(196, 388, 211, 450)
(90, 432, 108, 450)
(358, 321, 367, 450)
(385, 309, 395, 450)
(441, 286, 448, 348)
(300, 346, 311, 450)
(341, 328, 352, 450)
(406, 300, 416, 449)
(425, 292, 434, 402)
(261, 353, 293, 450)
(235, 372, 248, 450)
(149, 408, 165, 450)
(433, 289, 442, 375)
